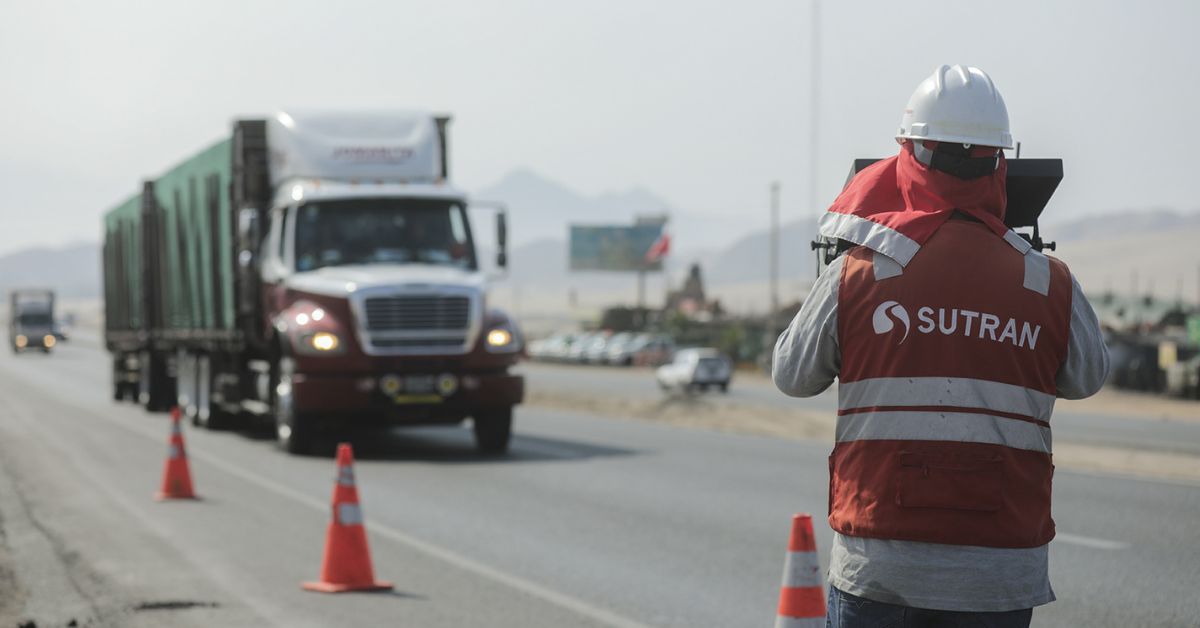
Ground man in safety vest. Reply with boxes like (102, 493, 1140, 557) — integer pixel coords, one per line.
(773, 65, 1109, 626)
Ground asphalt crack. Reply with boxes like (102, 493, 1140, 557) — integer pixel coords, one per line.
(131, 601, 219, 612)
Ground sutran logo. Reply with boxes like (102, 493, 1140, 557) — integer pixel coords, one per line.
(872, 300, 911, 344)
(870, 300, 1044, 350)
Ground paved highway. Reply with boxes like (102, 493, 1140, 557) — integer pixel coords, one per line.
(0, 341, 1197, 627)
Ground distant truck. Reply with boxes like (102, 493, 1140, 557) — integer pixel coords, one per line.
(103, 111, 525, 454)
(8, 289, 57, 353)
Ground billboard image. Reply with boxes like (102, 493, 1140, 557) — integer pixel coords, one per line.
(569, 224, 665, 272)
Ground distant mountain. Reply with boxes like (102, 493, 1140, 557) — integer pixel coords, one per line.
(704, 219, 818, 284)
(473, 168, 751, 255)
(1046, 208, 1200, 242)
(475, 168, 673, 246)
(0, 242, 101, 298)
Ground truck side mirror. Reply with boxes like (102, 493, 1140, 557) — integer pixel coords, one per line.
(496, 210, 508, 269)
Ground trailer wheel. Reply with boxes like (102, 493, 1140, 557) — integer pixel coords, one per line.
(193, 355, 231, 430)
(140, 351, 173, 412)
(272, 357, 312, 454)
(472, 408, 513, 455)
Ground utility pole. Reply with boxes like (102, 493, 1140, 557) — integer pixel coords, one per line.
(762, 182, 782, 371)
(810, 0, 821, 223)
(636, 265, 646, 329)
(770, 181, 781, 324)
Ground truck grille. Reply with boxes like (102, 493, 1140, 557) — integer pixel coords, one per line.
(371, 338, 467, 349)
(357, 294, 476, 355)
(364, 296, 470, 331)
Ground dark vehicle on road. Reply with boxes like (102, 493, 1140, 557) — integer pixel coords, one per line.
(9, 289, 57, 354)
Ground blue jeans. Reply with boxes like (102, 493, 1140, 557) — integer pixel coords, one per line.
(827, 586, 1033, 628)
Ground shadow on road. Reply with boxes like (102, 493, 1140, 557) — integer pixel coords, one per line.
(220, 423, 640, 464)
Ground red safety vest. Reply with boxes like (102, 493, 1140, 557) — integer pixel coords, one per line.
(830, 219, 1072, 548)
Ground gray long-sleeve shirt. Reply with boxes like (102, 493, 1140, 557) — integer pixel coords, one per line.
(772, 251, 1110, 612)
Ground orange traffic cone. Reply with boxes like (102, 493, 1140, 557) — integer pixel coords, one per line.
(774, 514, 825, 627)
(156, 406, 198, 500)
(302, 443, 393, 593)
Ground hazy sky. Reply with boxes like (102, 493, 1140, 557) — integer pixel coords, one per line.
(2, 0, 1197, 255)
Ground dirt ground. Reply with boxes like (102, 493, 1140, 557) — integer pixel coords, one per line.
(525, 382, 1200, 486)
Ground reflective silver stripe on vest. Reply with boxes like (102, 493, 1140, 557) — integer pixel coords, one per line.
(872, 251, 904, 281)
(836, 410, 1052, 453)
(818, 212, 921, 266)
(839, 377, 1055, 421)
(1023, 249, 1051, 296)
(1002, 230, 1032, 254)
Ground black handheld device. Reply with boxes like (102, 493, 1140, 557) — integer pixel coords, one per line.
(811, 158, 1063, 270)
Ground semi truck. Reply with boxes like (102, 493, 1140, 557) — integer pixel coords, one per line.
(103, 110, 525, 454)
(9, 289, 57, 353)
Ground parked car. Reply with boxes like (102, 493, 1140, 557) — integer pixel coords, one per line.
(579, 331, 614, 364)
(565, 331, 603, 363)
(630, 334, 675, 367)
(655, 348, 733, 393)
(598, 332, 635, 364)
(586, 331, 628, 364)
(530, 332, 577, 362)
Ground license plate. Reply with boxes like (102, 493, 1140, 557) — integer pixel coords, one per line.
(393, 393, 444, 405)
(381, 374, 457, 405)
(401, 375, 436, 394)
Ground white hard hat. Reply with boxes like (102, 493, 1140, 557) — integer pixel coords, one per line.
(896, 65, 1013, 149)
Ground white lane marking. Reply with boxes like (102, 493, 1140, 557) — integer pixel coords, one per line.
(1055, 533, 1130, 551)
(33, 390, 655, 628)
(190, 449, 655, 628)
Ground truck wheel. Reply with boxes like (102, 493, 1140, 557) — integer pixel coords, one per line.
(194, 355, 230, 430)
(140, 351, 173, 412)
(272, 357, 312, 454)
(473, 408, 513, 455)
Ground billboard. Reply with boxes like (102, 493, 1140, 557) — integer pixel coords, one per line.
(569, 224, 665, 272)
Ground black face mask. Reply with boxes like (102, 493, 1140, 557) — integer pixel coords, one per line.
(913, 141, 1000, 180)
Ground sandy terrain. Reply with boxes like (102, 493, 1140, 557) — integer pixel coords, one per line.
(526, 378, 1200, 486)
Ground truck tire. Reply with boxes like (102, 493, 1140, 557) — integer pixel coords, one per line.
(140, 351, 174, 412)
(272, 356, 312, 454)
(112, 360, 125, 401)
(193, 355, 231, 430)
(177, 352, 197, 421)
(472, 408, 513, 455)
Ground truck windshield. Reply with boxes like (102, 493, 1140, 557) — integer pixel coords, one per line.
(18, 313, 53, 326)
(293, 199, 475, 271)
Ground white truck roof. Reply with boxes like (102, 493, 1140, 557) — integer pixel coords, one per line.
(267, 110, 445, 187)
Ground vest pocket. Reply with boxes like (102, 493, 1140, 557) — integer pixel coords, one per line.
(894, 451, 1004, 512)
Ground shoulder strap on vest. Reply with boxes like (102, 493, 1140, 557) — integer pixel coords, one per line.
(872, 251, 903, 281)
(1000, 230, 1050, 296)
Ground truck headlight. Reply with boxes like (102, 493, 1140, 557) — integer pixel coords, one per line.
(311, 332, 340, 352)
(487, 328, 512, 347)
(297, 331, 345, 355)
(485, 326, 521, 353)
(43, 335, 56, 348)
(14, 334, 27, 348)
